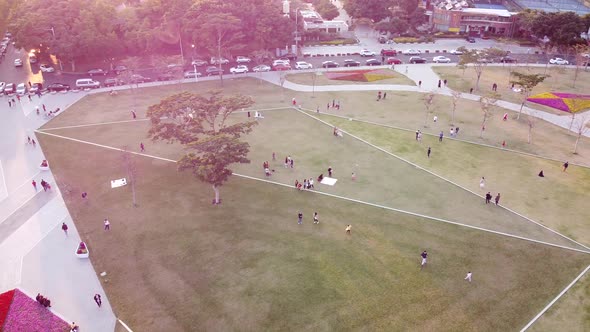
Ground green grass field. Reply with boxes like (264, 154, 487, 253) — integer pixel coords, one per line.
(37, 78, 590, 331)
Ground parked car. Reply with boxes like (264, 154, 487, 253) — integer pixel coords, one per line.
(236, 56, 252, 63)
(191, 59, 208, 67)
(378, 35, 388, 44)
(343, 59, 360, 67)
(0, 82, 5, 94)
(273, 59, 290, 66)
(381, 49, 397, 56)
(4, 83, 15, 94)
(29, 83, 43, 94)
(252, 64, 271, 72)
(466, 36, 476, 43)
(210, 57, 229, 65)
(206, 66, 224, 75)
(183, 71, 202, 78)
(387, 57, 402, 65)
(156, 73, 175, 81)
(129, 74, 152, 83)
(88, 68, 107, 76)
(409, 56, 427, 64)
(365, 59, 382, 66)
(230, 65, 249, 74)
(14, 59, 23, 67)
(113, 65, 127, 74)
(39, 64, 55, 73)
(403, 49, 421, 55)
(449, 49, 463, 55)
(104, 78, 125, 86)
(432, 56, 451, 63)
(76, 78, 100, 89)
(47, 83, 70, 92)
(294, 61, 313, 69)
(272, 63, 291, 71)
(499, 56, 517, 63)
(16, 83, 27, 95)
(477, 58, 493, 64)
(549, 58, 569, 65)
(360, 49, 376, 57)
(281, 53, 297, 60)
(322, 61, 339, 68)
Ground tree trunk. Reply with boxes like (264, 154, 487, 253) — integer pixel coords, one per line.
(475, 72, 481, 91)
(217, 33, 224, 87)
(70, 60, 76, 72)
(212, 184, 220, 204)
(518, 100, 525, 120)
(573, 134, 581, 154)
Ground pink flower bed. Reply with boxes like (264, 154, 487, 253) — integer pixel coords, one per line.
(2, 289, 69, 332)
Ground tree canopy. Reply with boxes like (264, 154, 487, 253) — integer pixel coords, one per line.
(343, 0, 392, 22)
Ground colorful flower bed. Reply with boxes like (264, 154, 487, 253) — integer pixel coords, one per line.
(324, 69, 397, 82)
(0, 289, 69, 332)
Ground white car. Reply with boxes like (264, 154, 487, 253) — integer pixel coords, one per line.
(16, 83, 27, 95)
(14, 59, 23, 67)
(210, 57, 229, 65)
(549, 58, 569, 65)
(360, 49, 376, 57)
(252, 65, 271, 72)
(449, 49, 463, 55)
(432, 56, 451, 63)
(403, 49, 421, 55)
(294, 61, 313, 69)
(183, 70, 202, 78)
(39, 64, 55, 73)
(236, 56, 251, 63)
(272, 59, 289, 66)
(230, 65, 249, 74)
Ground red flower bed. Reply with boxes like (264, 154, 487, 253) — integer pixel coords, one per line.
(0, 289, 16, 329)
(0, 289, 69, 332)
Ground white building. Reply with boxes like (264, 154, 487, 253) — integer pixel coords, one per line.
(299, 9, 348, 33)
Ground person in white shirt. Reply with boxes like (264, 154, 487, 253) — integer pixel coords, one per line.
(464, 271, 472, 282)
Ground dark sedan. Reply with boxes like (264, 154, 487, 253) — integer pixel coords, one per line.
(343, 59, 360, 67)
(409, 56, 427, 64)
(129, 74, 153, 83)
(47, 83, 70, 92)
(88, 68, 107, 76)
(104, 78, 125, 87)
(322, 61, 339, 68)
(365, 59, 382, 66)
(499, 56, 517, 63)
(206, 66, 224, 76)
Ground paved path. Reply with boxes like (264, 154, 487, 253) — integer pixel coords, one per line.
(0, 91, 116, 331)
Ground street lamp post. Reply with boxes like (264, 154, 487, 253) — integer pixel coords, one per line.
(294, 8, 301, 55)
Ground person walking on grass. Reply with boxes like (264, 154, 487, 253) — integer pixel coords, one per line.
(62, 222, 68, 236)
(420, 251, 428, 269)
(485, 192, 492, 204)
(427, 147, 431, 158)
(103, 218, 110, 230)
(313, 212, 319, 224)
(93, 294, 102, 307)
(140, 142, 145, 152)
(328, 167, 333, 177)
(464, 271, 472, 282)
(131, 110, 137, 119)
(563, 161, 569, 172)
(345, 224, 351, 235)
(439, 131, 443, 142)
(479, 177, 485, 189)
(495, 193, 501, 206)
(298, 212, 303, 225)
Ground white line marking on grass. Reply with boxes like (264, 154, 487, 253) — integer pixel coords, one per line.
(306, 110, 590, 169)
(232, 173, 590, 255)
(36, 129, 590, 254)
(118, 319, 134, 332)
(297, 108, 590, 252)
(520, 264, 590, 331)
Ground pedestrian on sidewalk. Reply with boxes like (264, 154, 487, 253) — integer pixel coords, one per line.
(464, 271, 472, 282)
(418, 80, 422, 88)
(495, 193, 501, 206)
(377, 91, 381, 101)
(470, 87, 473, 94)
(42, 104, 46, 112)
(420, 251, 428, 269)
(32, 139, 36, 148)
(427, 147, 431, 158)
(292, 98, 296, 106)
(438, 80, 441, 88)
(28, 94, 32, 101)
(27, 136, 31, 144)
(131, 110, 137, 119)
(16, 95, 21, 102)
(93, 294, 102, 307)
(62, 222, 68, 236)
(104, 218, 110, 230)
(383, 92, 387, 99)
(563, 161, 569, 172)
(443, 79, 447, 86)
(32, 180, 37, 191)
(332, 99, 335, 107)
(8, 100, 11, 107)
(140, 142, 145, 152)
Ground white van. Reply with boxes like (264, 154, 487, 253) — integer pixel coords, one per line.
(75, 78, 100, 89)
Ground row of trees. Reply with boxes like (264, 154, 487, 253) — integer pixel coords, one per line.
(312, 0, 339, 21)
(515, 10, 590, 51)
(344, 0, 426, 33)
(8, 0, 295, 71)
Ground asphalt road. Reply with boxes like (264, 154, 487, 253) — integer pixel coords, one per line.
(0, 41, 580, 93)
